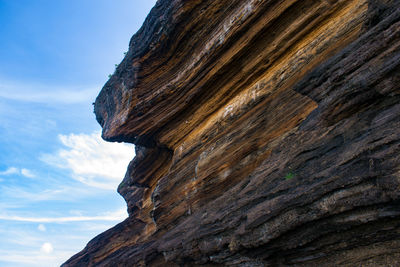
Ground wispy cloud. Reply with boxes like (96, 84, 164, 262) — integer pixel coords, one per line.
(0, 249, 74, 267)
(41, 131, 134, 190)
(0, 167, 19, 175)
(0, 167, 36, 178)
(0, 218, 122, 267)
(0, 224, 86, 266)
(0, 209, 127, 223)
(0, 79, 99, 104)
(1, 186, 78, 202)
(21, 169, 36, 178)
(0, 182, 114, 203)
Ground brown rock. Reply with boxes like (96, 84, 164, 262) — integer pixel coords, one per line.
(64, 0, 400, 266)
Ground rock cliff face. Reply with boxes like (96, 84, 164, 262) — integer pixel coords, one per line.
(63, 0, 400, 266)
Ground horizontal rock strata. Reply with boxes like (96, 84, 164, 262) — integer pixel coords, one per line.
(64, 0, 400, 266)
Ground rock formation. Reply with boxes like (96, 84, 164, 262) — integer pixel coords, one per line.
(63, 0, 400, 266)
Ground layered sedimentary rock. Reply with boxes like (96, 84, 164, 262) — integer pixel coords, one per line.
(64, 0, 400, 266)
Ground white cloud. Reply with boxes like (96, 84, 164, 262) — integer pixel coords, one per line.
(41, 131, 134, 190)
(0, 223, 107, 267)
(0, 167, 36, 178)
(0, 79, 99, 104)
(38, 224, 46, 232)
(0, 209, 127, 223)
(21, 168, 36, 178)
(0, 183, 107, 203)
(0, 186, 68, 202)
(0, 167, 19, 175)
(0, 249, 73, 267)
(40, 242, 54, 254)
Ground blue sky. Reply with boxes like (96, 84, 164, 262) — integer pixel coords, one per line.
(0, 1, 155, 266)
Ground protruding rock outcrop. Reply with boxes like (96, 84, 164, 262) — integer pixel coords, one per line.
(64, 0, 400, 266)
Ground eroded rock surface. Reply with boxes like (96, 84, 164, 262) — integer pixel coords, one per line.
(63, 0, 400, 266)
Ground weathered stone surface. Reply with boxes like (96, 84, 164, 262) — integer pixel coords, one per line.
(64, 0, 400, 266)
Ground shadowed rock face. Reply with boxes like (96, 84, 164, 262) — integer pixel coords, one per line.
(63, 0, 400, 266)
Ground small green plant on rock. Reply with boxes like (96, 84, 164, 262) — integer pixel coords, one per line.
(285, 172, 295, 180)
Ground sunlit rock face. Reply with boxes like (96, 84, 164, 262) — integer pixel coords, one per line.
(63, 0, 400, 266)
